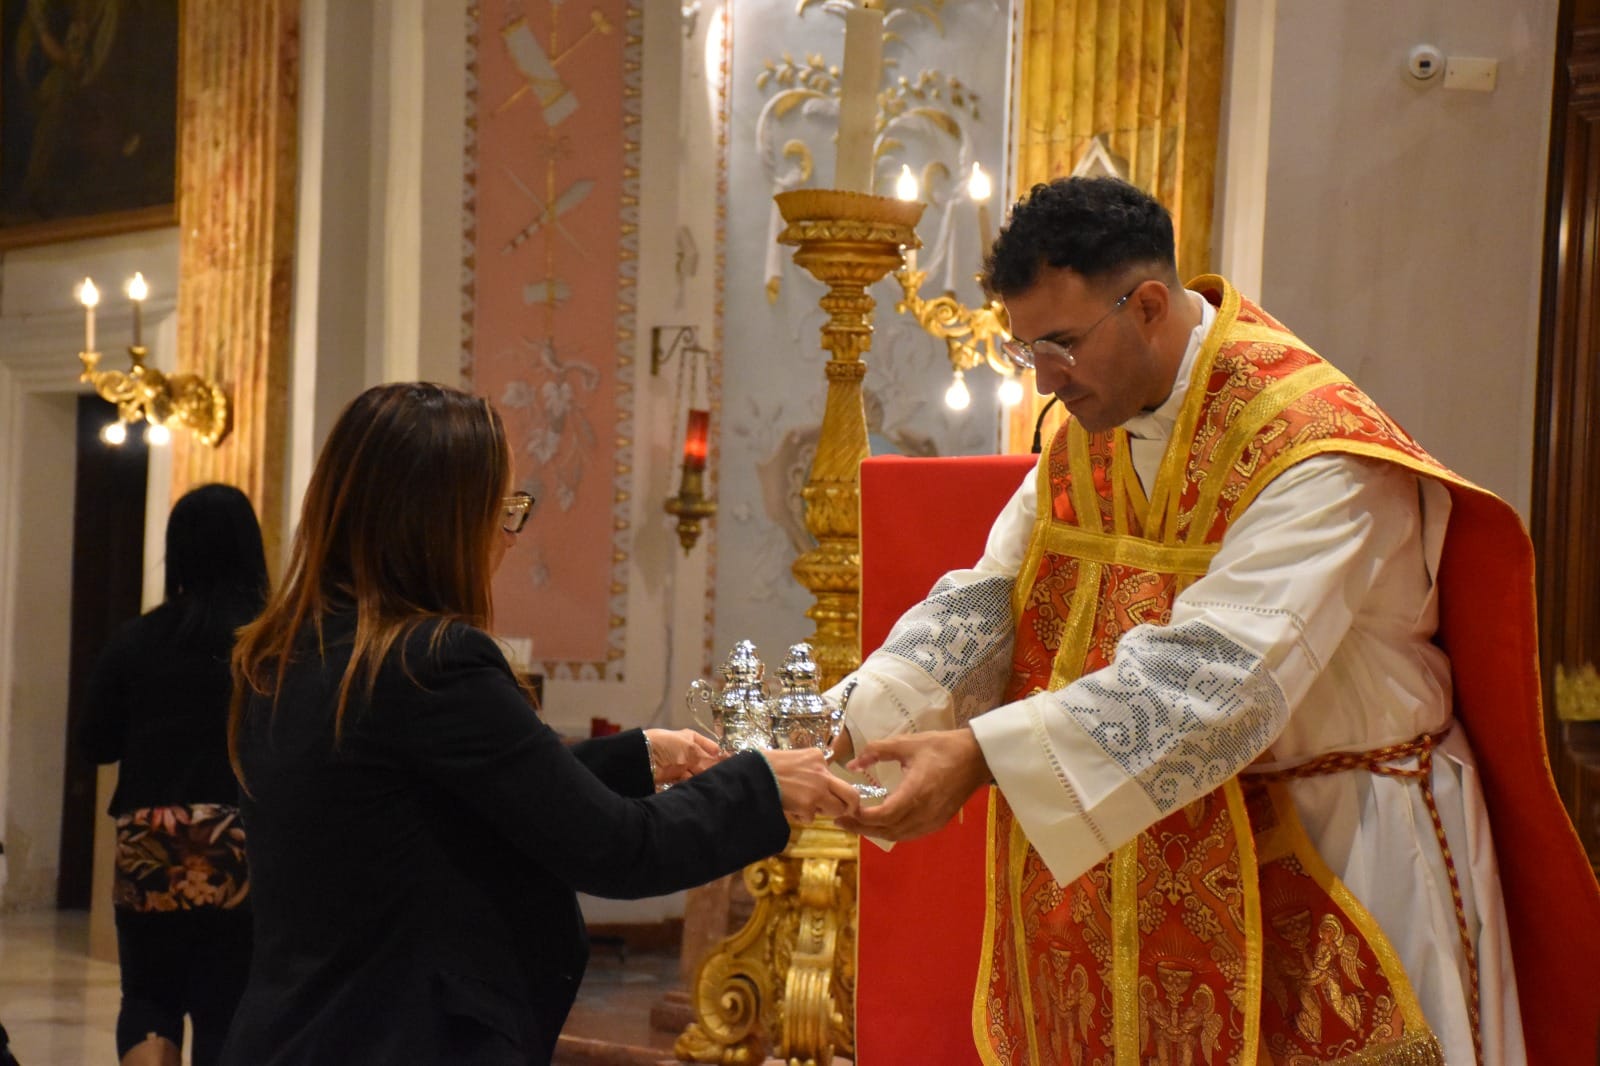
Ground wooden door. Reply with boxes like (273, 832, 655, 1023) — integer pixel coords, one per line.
(1536, 0, 1600, 873)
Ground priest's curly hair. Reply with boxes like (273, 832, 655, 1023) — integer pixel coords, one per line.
(982, 177, 1178, 298)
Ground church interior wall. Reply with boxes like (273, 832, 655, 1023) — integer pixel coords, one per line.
(0, 0, 1562, 922)
(1253, 0, 1555, 516)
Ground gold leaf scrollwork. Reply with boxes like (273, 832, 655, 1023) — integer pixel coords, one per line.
(677, 820, 861, 1066)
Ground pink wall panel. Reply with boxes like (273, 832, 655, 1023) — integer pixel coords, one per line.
(467, 2, 637, 673)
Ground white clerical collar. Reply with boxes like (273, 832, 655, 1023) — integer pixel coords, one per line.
(1122, 290, 1214, 442)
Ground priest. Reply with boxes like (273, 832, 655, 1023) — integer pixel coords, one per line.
(831, 176, 1600, 1064)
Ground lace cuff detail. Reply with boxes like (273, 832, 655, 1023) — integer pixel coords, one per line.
(1050, 619, 1289, 813)
(872, 573, 1015, 726)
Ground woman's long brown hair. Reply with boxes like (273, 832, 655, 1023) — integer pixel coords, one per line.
(229, 383, 510, 786)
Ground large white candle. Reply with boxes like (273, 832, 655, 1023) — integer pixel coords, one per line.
(835, 1, 884, 193)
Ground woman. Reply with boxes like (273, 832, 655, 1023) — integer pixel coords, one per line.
(81, 483, 269, 1066)
(220, 383, 856, 1065)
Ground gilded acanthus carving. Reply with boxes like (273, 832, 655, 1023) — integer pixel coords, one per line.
(676, 822, 859, 1066)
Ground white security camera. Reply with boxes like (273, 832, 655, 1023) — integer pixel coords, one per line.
(1408, 44, 1444, 81)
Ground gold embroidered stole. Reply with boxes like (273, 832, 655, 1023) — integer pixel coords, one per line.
(975, 277, 1449, 1066)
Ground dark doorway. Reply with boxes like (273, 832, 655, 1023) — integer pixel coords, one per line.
(56, 397, 149, 908)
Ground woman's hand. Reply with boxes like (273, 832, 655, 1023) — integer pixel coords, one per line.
(762, 748, 861, 822)
(644, 728, 722, 786)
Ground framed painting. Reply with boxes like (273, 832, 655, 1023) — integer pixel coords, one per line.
(0, 0, 179, 250)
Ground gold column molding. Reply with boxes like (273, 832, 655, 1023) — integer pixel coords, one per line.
(171, 0, 299, 564)
(773, 188, 924, 691)
(676, 819, 858, 1066)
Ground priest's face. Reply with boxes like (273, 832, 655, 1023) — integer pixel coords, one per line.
(1003, 267, 1174, 434)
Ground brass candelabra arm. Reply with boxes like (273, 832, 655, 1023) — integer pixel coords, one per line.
(78, 346, 230, 447)
(892, 266, 1015, 377)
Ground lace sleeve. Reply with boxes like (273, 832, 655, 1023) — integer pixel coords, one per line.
(870, 572, 1016, 727)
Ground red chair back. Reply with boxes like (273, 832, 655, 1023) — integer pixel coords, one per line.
(855, 454, 1034, 1065)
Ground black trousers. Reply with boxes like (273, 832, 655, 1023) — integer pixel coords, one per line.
(113, 908, 252, 1066)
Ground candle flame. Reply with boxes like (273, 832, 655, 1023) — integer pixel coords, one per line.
(968, 162, 991, 202)
(79, 278, 100, 308)
(126, 273, 149, 301)
(895, 164, 920, 202)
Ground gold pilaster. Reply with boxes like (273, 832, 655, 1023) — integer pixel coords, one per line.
(172, 0, 299, 562)
(773, 188, 924, 690)
(675, 820, 858, 1066)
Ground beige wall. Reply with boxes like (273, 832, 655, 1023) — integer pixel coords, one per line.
(1243, 0, 1556, 514)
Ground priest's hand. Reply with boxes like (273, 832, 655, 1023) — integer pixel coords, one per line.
(644, 728, 722, 786)
(836, 728, 991, 840)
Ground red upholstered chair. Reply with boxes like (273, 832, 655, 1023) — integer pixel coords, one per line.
(855, 453, 1034, 1065)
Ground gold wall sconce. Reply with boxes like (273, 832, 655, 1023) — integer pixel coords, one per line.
(891, 162, 1026, 412)
(652, 325, 717, 553)
(77, 275, 229, 447)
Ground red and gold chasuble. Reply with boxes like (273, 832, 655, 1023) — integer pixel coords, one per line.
(977, 277, 1455, 1066)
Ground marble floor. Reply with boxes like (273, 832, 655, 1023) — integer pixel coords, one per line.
(0, 909, 691, 1065)
(0, 910, 121, 1065)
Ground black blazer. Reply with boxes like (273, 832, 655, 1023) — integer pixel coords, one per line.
(220, 617, 789, 1065)
(79, 601, 243, 812)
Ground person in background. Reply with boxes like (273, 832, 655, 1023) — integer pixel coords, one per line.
(81, 483, 268, 1066)
(220, 382, 857, 1065)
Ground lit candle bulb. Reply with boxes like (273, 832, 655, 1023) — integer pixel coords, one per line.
(146, 423, 171, 447)
(895, 164, 919, 202)
(126, 272, 148, 349)
(101, 421, 127, 446)
(969, 162, 995, 253)
(945, 370, 971, 410)
(896, 165, 921, 277)
(966, 162, 991, 201)
(998, 376, 1024, 407)
(78, 277, 100, 353)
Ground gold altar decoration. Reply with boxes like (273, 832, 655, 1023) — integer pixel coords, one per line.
(676, 819, 858, 1066)
(1004, 0, 1226, 454)
(772, 187, 924, 692)
(674, 189, 920, 1066)
(170, 0, 299, 561)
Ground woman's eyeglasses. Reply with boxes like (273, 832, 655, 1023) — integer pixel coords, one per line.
(501, 492, 535, 534)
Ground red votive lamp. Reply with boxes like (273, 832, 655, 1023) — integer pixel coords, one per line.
(682, 408, 710, 472)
